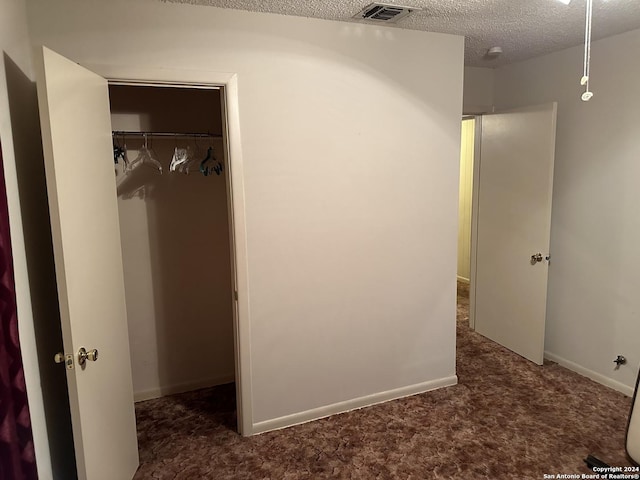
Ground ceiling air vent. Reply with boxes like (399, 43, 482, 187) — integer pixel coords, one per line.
(353, 3, 417, 23)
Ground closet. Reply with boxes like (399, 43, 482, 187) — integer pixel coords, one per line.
(108, 85, 236, 414)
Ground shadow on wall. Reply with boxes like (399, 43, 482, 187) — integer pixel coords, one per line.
(149, 143, 234, 393)
(116, 138, 235, 394)
(4, 53, 77, 480)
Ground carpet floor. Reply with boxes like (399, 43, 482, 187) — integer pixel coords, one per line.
(133, 286, 634, 479)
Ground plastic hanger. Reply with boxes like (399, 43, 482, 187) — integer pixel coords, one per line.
(126, 134, 162, 174)
(199, 146, 223, 176)
(113, 134, 129, 167)
(169, 146, 190, 172)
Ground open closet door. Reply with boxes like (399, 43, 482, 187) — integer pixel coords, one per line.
(35, 46, 139, 480)
(473, 103, 557, 365)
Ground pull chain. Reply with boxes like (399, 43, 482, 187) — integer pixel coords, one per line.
(581, 0, 594, 101)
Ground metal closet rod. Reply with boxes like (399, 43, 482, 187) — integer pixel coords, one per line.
(112, 131, 222, 138)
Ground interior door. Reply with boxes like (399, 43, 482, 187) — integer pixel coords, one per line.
(473, 103, 557, 365)
(35, 47, 139, 480)
(627, 373, 640, 463)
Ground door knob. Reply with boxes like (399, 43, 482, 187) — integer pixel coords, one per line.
(78, 347, 99, 367)
(531, 253, 543, 264)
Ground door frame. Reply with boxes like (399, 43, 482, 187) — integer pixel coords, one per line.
(467, 114, 482, 330)
(86, 63, 253, 435)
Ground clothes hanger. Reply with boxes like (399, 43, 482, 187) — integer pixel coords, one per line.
(170, 146, 189, 172)
(177, 143, 198, 175)
(121, 134, 129, 169)
(199, 146, 223, 176)
(113, 135, 126, 165)
(126, 134, 163, 174)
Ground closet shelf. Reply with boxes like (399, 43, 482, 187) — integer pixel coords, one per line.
(112, 131, 222, 139)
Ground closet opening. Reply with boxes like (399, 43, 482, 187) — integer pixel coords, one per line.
(107, 83, 240, 434)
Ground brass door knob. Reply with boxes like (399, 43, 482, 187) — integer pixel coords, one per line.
(530, 253, 543, 264)
(78, 347, 99, 366)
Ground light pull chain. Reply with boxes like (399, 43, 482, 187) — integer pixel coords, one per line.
(581, 0, 594, 101)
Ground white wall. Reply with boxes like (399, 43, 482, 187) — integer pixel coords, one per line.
(110, 85, 235, 401)
(26, 0, 463, 429)
(494, 28, 640, 394)
(463, 67, 494, 114)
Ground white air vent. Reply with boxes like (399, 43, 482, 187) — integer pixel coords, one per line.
(353, 3, 417, 23)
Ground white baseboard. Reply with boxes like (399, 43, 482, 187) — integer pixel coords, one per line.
(134, 374, 235, 402)
(252, 375, 458, 435)
(544, 351, 634, 397)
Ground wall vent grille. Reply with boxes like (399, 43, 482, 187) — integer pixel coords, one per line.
(353, 3, 417, 23)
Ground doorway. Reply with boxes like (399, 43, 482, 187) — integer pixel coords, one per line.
(107, 84, 238, 429)
(457, 117, 475, 322)
(457, 105, 557, 365)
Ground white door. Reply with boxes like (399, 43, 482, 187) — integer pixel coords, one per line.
(627, 377, 640, 463)
(473, 103, 557, 365)
(35, 47, 139, 480)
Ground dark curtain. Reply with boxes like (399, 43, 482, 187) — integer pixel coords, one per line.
(0, 145, 38, 480)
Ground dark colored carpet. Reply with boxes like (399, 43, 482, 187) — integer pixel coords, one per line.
(133, 285, 634, 479)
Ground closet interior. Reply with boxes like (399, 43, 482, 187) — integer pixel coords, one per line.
(108, 84, 236, 423)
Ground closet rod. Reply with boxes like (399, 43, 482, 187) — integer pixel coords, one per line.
(112, 131, 222, 139)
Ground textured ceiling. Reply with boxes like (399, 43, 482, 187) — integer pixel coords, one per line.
(159, 0, 640, 67)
